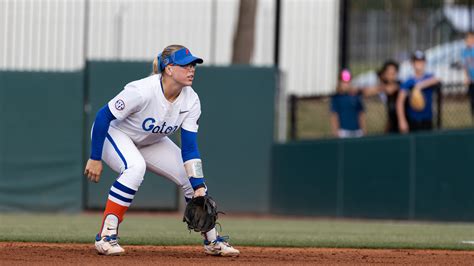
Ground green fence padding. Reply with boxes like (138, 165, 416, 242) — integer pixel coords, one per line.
(342, 136, 411, 219)
(414, 131, 474, 221)
(193, 66, 275, 213)
(0, 64, 275, 213)
(272, 129, 474, 221)
(271, 141, 339, 216)
(0, 71, 84, 212)
(86, 62, 177, 210)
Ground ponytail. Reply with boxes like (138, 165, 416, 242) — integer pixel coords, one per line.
(152, 57, 159, 74)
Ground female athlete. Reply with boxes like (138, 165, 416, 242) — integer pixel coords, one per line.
(84, 44, 240, 257)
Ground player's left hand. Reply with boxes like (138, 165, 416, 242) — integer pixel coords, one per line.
(193, 187, 206, 197)
(183, 195, 219, 233)
(84, 159, 103, 183)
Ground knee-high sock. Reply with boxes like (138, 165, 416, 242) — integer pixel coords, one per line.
(99, 180, 137, 236)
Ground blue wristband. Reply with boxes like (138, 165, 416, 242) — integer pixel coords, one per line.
(189, 177, 205, 190)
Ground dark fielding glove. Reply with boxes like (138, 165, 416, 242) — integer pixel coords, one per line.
(183, 195, 220, 233)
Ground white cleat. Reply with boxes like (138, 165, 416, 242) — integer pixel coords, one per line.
(95, 234, 125, 256)
(204, 236, 240, 257)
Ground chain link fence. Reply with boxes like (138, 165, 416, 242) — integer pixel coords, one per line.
(290, 0, 474, 140)
(291, 87, 472, 140)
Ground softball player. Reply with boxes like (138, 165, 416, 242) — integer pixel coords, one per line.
(84, 45, 240, 257)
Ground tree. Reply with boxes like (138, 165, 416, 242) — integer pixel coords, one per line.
(231, 0, 258, 64)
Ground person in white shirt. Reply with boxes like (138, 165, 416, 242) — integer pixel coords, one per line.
(84, 44, 239, 257)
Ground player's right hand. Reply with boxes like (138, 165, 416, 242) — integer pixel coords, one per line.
(84, 159, 103, 183)
(193, 187, 206, 198)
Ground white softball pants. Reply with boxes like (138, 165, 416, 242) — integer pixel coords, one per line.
(101, 126, 194, 200)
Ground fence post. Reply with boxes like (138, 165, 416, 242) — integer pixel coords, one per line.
(289, 95, 298, 140)
(437, 83, 442, 129)
(339, 0, 350, 70)
(274, 0, 281, 67)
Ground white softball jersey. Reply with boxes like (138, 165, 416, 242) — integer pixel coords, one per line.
(101, 73, 200, 201)
(108, 74, 201, 146)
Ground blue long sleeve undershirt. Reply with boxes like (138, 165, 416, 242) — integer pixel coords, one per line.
(181, 128, 201, 162)
(181, 128, 205, 189)
(90, 105, 116, 160)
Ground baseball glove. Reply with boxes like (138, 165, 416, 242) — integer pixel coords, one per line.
(410, 88, 425, 111)
(183, 195, 221, 233)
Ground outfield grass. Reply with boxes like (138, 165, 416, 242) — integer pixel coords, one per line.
(1, 213, 474, 250)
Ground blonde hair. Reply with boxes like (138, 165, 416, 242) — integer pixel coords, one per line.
(152, 44, 186, 75)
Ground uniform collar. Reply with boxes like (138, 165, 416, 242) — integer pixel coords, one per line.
(155, 74, 184, 105)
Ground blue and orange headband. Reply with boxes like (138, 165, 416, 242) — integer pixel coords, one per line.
(157, 47, 203, 71)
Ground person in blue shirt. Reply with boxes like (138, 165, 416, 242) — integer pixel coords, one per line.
(330, 69, 366, 138)
(396, 50, 440, 133)
(461, 32, 474, 118)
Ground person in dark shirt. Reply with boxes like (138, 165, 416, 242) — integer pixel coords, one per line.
(361, 60, 402, 133)
(396, 50, 440, 133)
(330, 69, 366, 138)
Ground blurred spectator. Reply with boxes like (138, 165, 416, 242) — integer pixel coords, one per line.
(361, 60, 401, 133)
(461, 32, 474, 118)
(396, 51, 440, 133)
(330, 69, 366, 138)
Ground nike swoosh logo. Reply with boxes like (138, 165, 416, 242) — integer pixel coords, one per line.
(179, 110, 189, 114)
(107, 227, 115, 230)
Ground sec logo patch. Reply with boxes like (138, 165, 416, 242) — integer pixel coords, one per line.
(115, 99, 125, 111)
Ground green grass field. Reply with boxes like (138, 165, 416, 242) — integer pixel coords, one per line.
(1, 213, 474, 250)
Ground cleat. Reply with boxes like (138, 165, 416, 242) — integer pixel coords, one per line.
(95, 234, 125, 256)
(204, 235, 240, 257)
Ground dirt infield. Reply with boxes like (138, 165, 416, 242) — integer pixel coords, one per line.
(1, 242, 474, 265)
